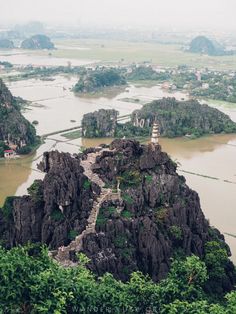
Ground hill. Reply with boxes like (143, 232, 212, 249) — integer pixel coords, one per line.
(0, 39, 14, 49)
(0, 141, 235, 288)
(21, 34, 54, 50)
(73, 68, 127, 94)
(0, 79, 38, 155)
(189, 36, 229, 56)
(82, 98, 236, 139)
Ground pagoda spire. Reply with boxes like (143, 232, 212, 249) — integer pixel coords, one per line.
(151, 119, 160, 145)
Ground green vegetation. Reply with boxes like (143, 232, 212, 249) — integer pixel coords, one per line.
(127, 66, 169, 81)
(51, 209, 64, 222)
(0, 244, 235, 313)
(83, 179, 91, 190)
(121, 210, 133, 219)
(6, 65, 85, 82)
(68, 230, 78, 241)
(114, 235, 127, 248)
(128, 98, 236, 138)
(1, 196, 15, 220)
(145, 175, 153, 184)
(169, 225, 183, 240)
(155, 208, 169, 223)
(0, 79, 38, 153)
(61, 130, 81, 140)
(122, 193, 134, 205)
(36, 39, 236, 71)
(74, 68, 126, 94)
(118, 170, 142, 188)
(27, 180, 43, 202)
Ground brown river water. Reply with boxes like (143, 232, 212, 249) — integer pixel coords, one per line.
(0, 74, 236, 261)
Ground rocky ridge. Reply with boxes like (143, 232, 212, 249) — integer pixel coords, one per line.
(0, 140, 234, 290)
(0, 78, 37, 150)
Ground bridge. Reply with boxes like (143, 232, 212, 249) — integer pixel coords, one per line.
(41, 114, 131, 139)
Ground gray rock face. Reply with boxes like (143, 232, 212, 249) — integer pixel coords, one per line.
(0, 79, 37, 149)
(0, 151, 96, 249)
(82, 109, 118, 138)
(0, 140, 234, 290)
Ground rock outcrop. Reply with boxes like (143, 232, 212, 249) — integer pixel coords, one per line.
(0, 140, 234, 291)
(189, 36, 232, 56)
(129, 97, 236, 138)
(0, 78, 37, 150)
(21, 34, 54, 50)
(82, 98, 236, 139)
(0, 151, 97, 249)
(82, 109, 118, 138)
(73, 68, 126, 94)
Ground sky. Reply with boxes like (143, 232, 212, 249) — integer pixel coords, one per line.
(0, 0, 235, 30)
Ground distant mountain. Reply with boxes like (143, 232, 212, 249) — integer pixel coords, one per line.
(189, 36, 231, 56)
(21, 34, 54, 50)
(0, 39, 14, 49)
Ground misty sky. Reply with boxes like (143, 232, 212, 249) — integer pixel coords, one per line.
(1, 0, 235, 30)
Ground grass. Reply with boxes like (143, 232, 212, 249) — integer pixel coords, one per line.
(61, 130, 82, 140)
(33, 39, 236, 71)
(201, 98, 236, 109)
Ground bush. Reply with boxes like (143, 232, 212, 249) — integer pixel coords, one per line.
(169, 225, 183, 240)
(121, 210, 133, 219)
(68, 230, 78, 240)
(122, 193, 134, 205)
(83, 179, 91, 190)
(51, 209, 64, 222)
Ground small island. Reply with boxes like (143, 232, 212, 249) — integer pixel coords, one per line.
(73, 68, 127, 94)
(21, 34, 55, 50)
(0, 78, 38, 157)
(81, 98, 236, 139)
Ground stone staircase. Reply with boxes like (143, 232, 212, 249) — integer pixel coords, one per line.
(54, 148, 115, 266)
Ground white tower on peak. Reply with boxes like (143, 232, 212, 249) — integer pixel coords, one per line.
(151, 121, 160, 145)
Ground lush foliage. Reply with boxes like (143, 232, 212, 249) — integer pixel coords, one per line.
(0, 244, 235, 313)
(74, 68, 126, 93)
(128, 98, 236, 138)
(127, 66, 170, 81)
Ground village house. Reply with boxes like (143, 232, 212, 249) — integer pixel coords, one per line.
(4, 149, 16, 159)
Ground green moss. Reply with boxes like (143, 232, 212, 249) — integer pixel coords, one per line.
(122, 193, 134, 205)
(145, 175, 153, 184)
(119, 170, 142, 188)
(121, 210, 133, 219)
(169, 225, 183, 240)
(1, 196, 15, 220)
(96, 210, 108, 227)
(83, 179, 91, 190)
(27, 180, 43, 202)
(51, 209, 64, 222)
(68, 230, 78, 241)
(155, 208, 168, 223)
(114, 235, 127, 248)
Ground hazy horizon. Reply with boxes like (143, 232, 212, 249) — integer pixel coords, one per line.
(0, 0, 236, 31)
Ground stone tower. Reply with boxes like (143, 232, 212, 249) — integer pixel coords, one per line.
(151, 120, 160, 145)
